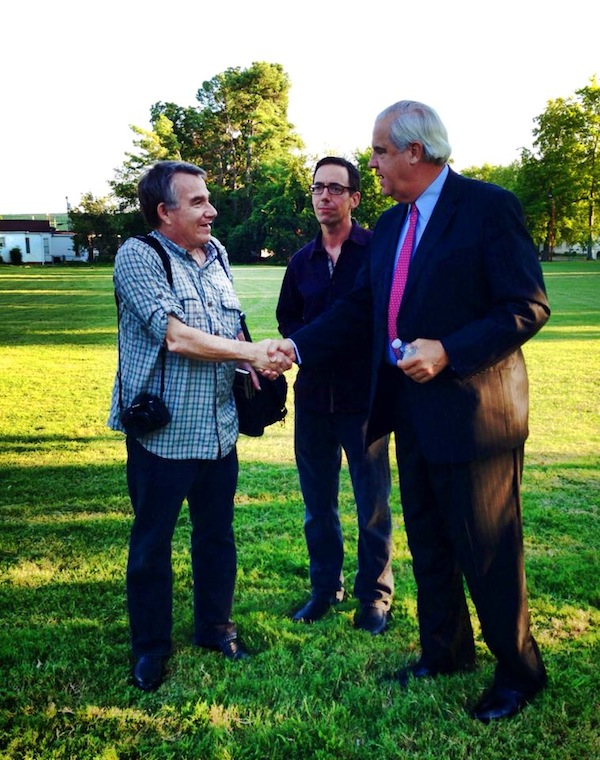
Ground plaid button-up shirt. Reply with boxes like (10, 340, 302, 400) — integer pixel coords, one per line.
(108, 231, 242, 460)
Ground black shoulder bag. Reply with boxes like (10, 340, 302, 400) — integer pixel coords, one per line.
(232, 314, 288, 437)
(210, 243, 288, 437)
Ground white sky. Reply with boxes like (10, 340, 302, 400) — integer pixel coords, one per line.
(1, 0, 598, 213)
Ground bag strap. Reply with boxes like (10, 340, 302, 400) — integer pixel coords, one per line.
(137, 234, 174, 287)
(238, 313, 251, 342)
(211, 244, 251, 342)
(115, 234, 171, 410)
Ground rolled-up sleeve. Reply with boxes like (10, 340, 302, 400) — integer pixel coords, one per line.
(114, 238, 187, 344)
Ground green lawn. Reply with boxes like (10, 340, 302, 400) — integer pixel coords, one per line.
(0, 260, 598, 759)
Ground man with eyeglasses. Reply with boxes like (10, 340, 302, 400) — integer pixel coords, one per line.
(276, 157, 393, 635)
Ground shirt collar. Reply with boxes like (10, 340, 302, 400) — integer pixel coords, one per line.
(413, 164, 449, 225)
(152, 230, 219, 265)
(309, 220, 361, 258)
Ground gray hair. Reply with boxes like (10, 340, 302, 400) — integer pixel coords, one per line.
(377, 101, 451, 165)
(137, 161, 207, 228)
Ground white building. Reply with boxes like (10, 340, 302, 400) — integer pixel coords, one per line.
(0, 220, 81, 263)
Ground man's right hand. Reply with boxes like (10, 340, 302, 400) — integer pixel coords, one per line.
(266, 339, 297, 366)
(251, 340, 294, 377)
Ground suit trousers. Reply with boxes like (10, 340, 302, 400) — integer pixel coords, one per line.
(391, 379, 546, 693)
(125, 436, 238, 657)
(294, 405, 393, 608)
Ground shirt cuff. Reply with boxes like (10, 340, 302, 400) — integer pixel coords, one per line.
(288, 338, 301, 365)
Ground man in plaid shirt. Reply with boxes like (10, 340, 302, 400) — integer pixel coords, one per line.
(108, 160, 290, 691)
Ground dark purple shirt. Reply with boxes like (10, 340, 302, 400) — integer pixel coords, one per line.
(276, 221, 373, 414)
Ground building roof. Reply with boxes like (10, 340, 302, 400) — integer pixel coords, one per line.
(0, 220, 55, 233)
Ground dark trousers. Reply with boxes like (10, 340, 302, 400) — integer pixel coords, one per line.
(125, 437, 238, 657)
(294, 405, 393, 608)
(393, 401, 546, 693)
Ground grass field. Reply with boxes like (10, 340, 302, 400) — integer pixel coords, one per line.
(0, 260, 598, 759)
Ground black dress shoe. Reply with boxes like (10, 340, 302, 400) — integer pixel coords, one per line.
(394, 660, 437, 687)
(197, 633, 250, 661)
(354, 606, 388, 635)
(132, 655, 166, 691)
(473, 685, 539, 722)
(292, 597, 335, 623)
(393, 658, 475, 687)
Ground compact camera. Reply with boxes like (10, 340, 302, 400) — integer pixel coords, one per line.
(120, 392, 171, 438)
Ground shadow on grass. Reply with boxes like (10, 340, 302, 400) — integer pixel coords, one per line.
(1, 450, 596, 621)
(0, 432, 120, 449)
(535, 327, 600, 340)
(0, 462, 129, 511)
(0, 452, 598, 760)
(2, 329, 116, 347)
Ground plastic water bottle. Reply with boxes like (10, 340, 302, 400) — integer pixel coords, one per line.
(391, 338, 417, 360)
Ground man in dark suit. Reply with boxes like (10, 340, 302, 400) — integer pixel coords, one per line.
(270, 100, 550, 722)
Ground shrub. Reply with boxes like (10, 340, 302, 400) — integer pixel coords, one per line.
(9, 246, 22, 265)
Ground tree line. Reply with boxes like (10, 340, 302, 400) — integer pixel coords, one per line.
(69, 63, 599, 262)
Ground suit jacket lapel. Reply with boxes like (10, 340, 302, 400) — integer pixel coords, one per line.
(376, 204, 408, 297)
(402, 169, 461, 302)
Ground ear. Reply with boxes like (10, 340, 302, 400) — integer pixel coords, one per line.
(156, 202, 171, 226)
(408, 142, 424, 164)
(350, 190, 361, 209)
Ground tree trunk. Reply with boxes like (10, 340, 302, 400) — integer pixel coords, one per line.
(586, 199, 595, 260)
(540, 242, 553, 262)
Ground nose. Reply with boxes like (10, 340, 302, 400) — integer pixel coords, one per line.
(368, 152, 377, 169)
(206, 202, 218, 219)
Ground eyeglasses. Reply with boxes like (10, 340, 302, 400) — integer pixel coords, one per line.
(309, 182, 353, 196)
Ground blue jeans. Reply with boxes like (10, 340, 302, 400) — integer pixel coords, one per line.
(126, 437, 238, 657)
(294, 406, 393, 608)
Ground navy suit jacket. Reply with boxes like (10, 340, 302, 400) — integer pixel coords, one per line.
(291, 169, 550, 464)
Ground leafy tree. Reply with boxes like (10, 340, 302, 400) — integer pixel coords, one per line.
(111, 62, 306, 261)
(516, 150, 564, 259)
(193, 62, 303, 190)
(228, 154, 314, 263)
(69, 193, 146, 261)
(521, 76, 600, 259)
(86, 67, 600, 266)
(460, 162, 521, 196)
(110, 114, 182, 210)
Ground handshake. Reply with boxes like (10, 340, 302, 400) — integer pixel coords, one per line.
(247, 339, 297, 381)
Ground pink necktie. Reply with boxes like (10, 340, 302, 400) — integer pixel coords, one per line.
(388, 203, 418, 342)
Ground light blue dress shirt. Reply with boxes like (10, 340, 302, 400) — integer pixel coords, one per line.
(387, 164, 449, 362)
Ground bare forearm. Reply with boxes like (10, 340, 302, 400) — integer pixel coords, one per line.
(167, 316, 247, 360)
(166, 316, 291, 373)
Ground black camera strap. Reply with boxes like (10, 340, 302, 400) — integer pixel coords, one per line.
(115, 235, 171, 412)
